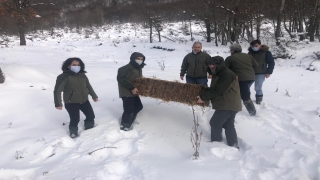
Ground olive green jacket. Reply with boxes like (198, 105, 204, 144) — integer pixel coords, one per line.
(117, 52, 145, 98)
(180, 51, 212, 78)
(200, 58, 242, 112)
(53, 71, 98, 107)
(0, 68, 4, 83)
(225, 52, 258, 81)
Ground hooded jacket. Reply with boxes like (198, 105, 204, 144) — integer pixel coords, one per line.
(53, 70, 98, 107)
(200, 56, 242, 112)
(117, 52, 146, 98)
(248, 45, 275, 74)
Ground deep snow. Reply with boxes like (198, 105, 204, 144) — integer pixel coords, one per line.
(0, 23, 320, 180)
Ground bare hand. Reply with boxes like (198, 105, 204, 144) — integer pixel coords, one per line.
(132, 88, 139, 95)
(56, 106, 62, 110)
(265, 74, 271, 78)
(180, 76, 184, 80)
(93, 98, 98, 102)
(197, 96, 204, 104)
(208, 75, 212, 79)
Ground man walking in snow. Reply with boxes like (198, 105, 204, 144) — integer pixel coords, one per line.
(180, 42, 212, 86)
(117, 52, 146, 131)
(225, 44, 258, 116)
(197, 56, 242, 148)
(248, 40, 275, 104)
(0, 67, 4, 83)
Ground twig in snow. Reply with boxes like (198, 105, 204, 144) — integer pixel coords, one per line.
(272, 141, 278, 148)
(190, 107, 202, 160)
(88, 147, 117, 155)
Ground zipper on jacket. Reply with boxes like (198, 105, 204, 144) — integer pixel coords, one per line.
(68, 91, 74, 102)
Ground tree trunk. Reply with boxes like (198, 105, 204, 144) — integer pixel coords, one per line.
(205, 18, 211, 42)
(308, 0, 320, 42)
(18, 18, 26, 46)
(157, 30, 161, 42)
(275, 0, 286, 46)
(149, 17, 153, 43)
(256, 17, 261, 40)
(189, 20, 194, 41)
(214, 21, 218, 46)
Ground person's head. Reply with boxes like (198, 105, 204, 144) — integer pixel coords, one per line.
(250, 40, 262, 51)
(192, 42, 202, 53)
(61, 57, 85, 73)
(208, 56, 225, 72)
(229, 44, 242, 54)
(130, 52, 146, 66)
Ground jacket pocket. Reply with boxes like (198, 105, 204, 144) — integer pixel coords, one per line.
(68, 91, 74, 102)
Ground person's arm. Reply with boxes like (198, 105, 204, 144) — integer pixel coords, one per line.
(180, 55, 189, 77)
(200, 72, 235, 100)
(117, 67, 135, 91)
(85, 75, 98, 100)
(224, 57, 232, 69)
(53, 74, 68, 107)
(206, 55, 212, 75)
(266, 51, 275, 74)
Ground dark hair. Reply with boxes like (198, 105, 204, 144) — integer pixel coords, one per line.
(250, 40, 261, 46)
(61, 57, 86, 73)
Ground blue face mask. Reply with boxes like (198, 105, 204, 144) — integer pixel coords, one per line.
(70, 66, 81, 73)
(252, 47, 260, 51)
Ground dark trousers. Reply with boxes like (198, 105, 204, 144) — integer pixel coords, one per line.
(121, 97, 143, 124)
(239, 80, 254, 101)
(186, 76, 208, 86)
(65, 100, 95, 128)
(210, 110, 238, 147)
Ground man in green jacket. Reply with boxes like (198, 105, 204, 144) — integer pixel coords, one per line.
(225, 44, 258, 116)
(117, 52, 146, 131)
(0, 67, 4, 83)
(180, 42, 212, 86)
(248, 40, 275, 104)
(197, 56, 241, 148)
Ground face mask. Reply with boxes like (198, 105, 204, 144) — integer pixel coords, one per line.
(70, 66, 81, 73)
(135, 59, 143, 65)
(252, 47, 260, 51)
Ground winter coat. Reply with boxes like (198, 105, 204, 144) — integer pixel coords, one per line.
(117, 52, 146, 98)
(200, 56, 242, 112)
(0, 68, 4, 83)
(180, 51, 212, 78)
(225, 52, 258, 81)
(53, 71, 98, 107)
(248, 45, 275, 74)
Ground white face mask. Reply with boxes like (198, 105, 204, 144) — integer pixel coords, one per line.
(70, 66, 81, 73)
(135, 59, 143, 65)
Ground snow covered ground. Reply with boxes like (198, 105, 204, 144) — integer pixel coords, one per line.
(0, 23, 320, 180)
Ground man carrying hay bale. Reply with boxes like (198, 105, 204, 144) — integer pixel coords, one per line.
(225, 44, 258, 116)
(197, 56, 242, 148)
(180, 42, 212, 86)
(117, 52, 146, 131)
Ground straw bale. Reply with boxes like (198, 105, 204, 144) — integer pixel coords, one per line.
(133, 77, 210, 106)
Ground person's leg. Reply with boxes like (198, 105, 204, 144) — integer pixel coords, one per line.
(210, 110, 229, 142)
(79, 100, 95, 130)
(255, 74, 265, 104)
(65, 103, 80, 138)
(121, 97, 135, 130)
(186, 76, 197, 84)
(222, 111, 238, 147)
(195, 77, 208, 86)
(238, 81, 250, 101)
(133, 96, 143, 116)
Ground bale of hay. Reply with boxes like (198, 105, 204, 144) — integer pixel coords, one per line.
(133, 77, 210, 106)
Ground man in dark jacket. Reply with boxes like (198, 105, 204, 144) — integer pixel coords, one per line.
(0, 67, 4, 83)
(197, 56, 242, 148)
(225, 44, 258, 116)
(117, 52, 146, 131)
(180, 42, 212, 86)
(248, 40, 275, 104)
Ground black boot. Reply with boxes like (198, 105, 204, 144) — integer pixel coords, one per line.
(120, 114, 136, 131)
(69, 127, 78, 138)
(255, 95, 263, 105)
(84, 121, 94, 130)
(243, 99, 256, 116)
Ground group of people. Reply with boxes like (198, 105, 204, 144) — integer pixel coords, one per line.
(53, 40, 274, 149)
